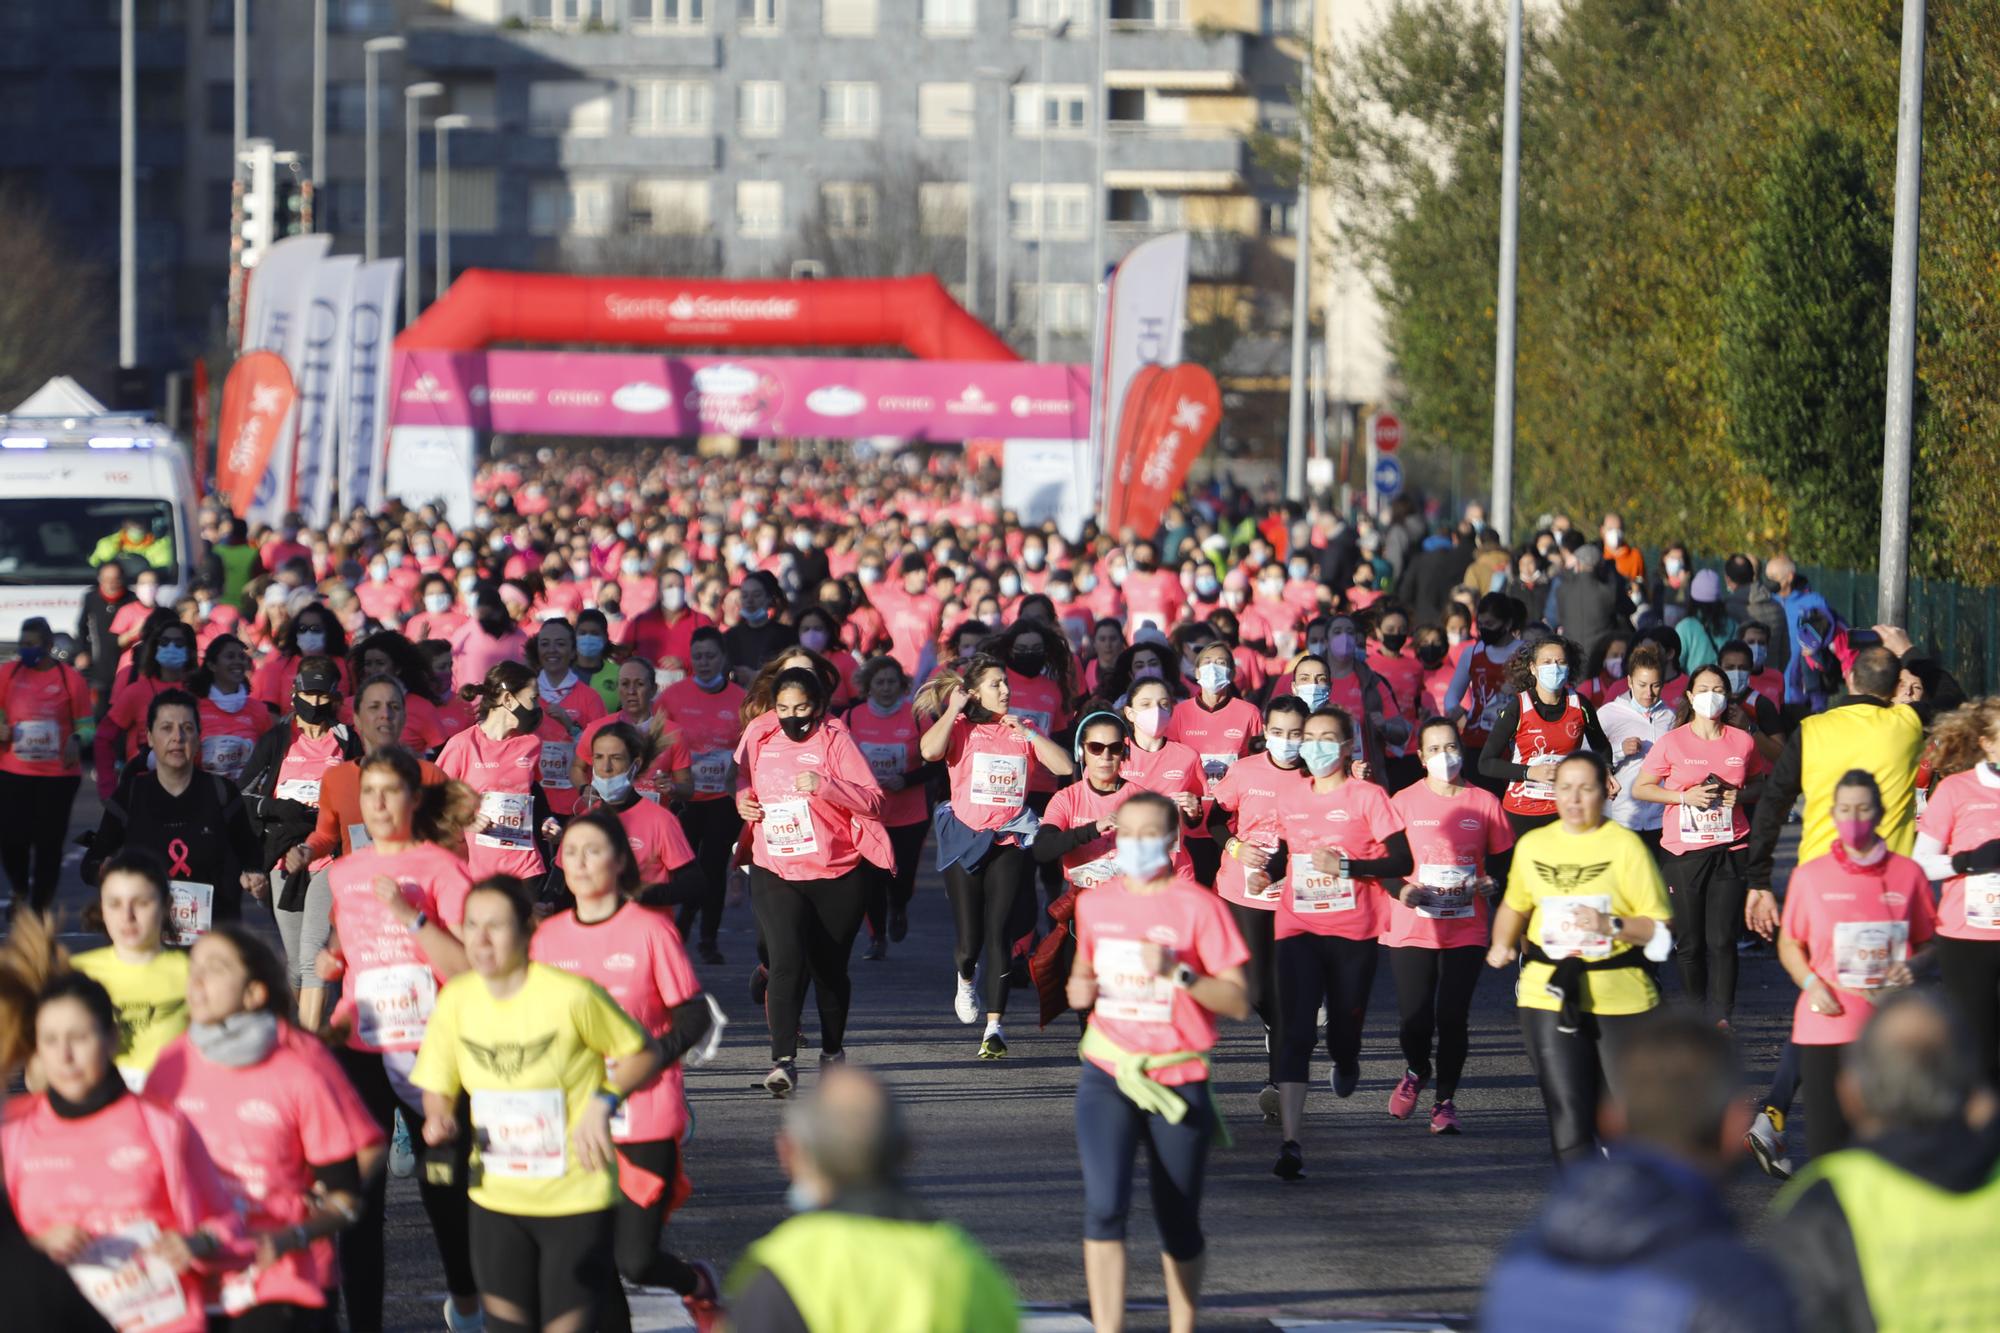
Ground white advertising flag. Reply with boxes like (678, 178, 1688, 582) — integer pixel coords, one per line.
(239, 235, 332, 527)
(384, 423, 477, 529)
(293, 254, 359, 528)
(1094, 232, 1189, 526)
(338, 259, 402, 515)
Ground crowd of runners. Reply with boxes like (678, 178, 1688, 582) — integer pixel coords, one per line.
(0, 442, 1993, 1331)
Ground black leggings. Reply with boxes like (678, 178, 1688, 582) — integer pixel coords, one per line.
(0, 771, 80, 911)
(468, 1203, 615, 1333)
(1226, 901, 1280, 1085)
(864, 820, 928, 940)
(1185, 835, 1223, 891)
(751, 865, 867, 1060)
(1075, 1061, 1214, 1260)
(1661, 844, 1748, 1022)
(676, 797, 742, 947)
(1387, 945, 1484, 1101)
(945, 843, 1030, 1016)
(209, 1304, 324, 1332)
(597, 1138, 700, 1331)
(1519, 1006, 1648, 1163)
(334, 1048, 475, 1332)
(1936, 934, 2000, 1090)
(1799, 1042, 1853, 1162)
(1506, 808, 1559, 842)
(1275, 932, 1378, 1083)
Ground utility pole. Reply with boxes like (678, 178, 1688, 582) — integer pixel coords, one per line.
(1877, 0, 1926, 626)
(1283, 1, 1315, 502)
(311, 0, 326, 189)
(1488, 0, 1523, 543)
(363, 37, 404, 263)
(118, 0, 136, 370)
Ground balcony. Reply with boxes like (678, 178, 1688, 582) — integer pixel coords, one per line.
(407, 24, 720, 72)
(1106, 27, 1246, 91)
(1104, 125, 1246, 188)
(1107, 224, 1246, 281)
(468, 131, 722, 173)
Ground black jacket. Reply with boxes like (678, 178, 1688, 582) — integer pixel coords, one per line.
(239, 717, 363, 909)
(75, 588, 135, 695)
(86, 767, 263, 919)
(1555, 575, 1629, 661)
(1396, 543, 1474, 624)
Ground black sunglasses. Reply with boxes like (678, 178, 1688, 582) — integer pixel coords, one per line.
(1081, 740, 1127, 757)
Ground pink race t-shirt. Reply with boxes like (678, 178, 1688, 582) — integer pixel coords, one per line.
(1638, 723, 1767, 855)
(1782, 848, 1937, 1046)
(1075, 875, 1249, 1085)
(435, 725, 546, 879)
(658, 678, 747, 802)
(531, 902, 701, 1143)
(197, 695, 272, 785)
(1040, 780, 1197, 889)
(272, 728, 349, 872)
(845, 701, 927, 828)
(943, 716, 1035, 834)
(1005, 671, 1070, 795)
(741, 722, 883, 879)
(1917, 765, 2000, 939)
(1165, 695, 1264, 797)
(1382, 781, 1513, 950)
(0, 661, 91, 777)
(1118, 739, 1206, 812)
(1274, 778, 1406, 941)
(327, 842, 473, 1052)
(561, 798, 696, 886)
(1209, 754, 1309, 909)
(533, 676, 609, 816)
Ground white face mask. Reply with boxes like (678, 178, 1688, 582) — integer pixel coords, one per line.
(1196, 662, 1232, 693)
(1425, 751, 1463, 783)
(1691, 691, 1728, 720)
(1113, 833, 1173, 883)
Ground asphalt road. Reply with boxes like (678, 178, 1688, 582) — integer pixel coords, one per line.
(36, 786, 1805, 1332)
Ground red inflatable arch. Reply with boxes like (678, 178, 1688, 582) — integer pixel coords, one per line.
(396, 270, 1018, 362)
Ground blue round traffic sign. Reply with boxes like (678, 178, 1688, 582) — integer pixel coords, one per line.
(1373, 456, 1403, 496)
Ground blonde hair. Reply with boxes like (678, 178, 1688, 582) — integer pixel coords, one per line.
(1928, 698, 2000, 779)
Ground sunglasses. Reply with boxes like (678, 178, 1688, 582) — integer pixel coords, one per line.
(1081, 740, 1127, 757)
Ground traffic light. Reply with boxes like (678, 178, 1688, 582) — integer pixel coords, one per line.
(237, 139, 276, 269)
(280, 175, 308, 237)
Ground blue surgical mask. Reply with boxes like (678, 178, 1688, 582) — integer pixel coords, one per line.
(296, 630, 327, 655)
(1113, 833, 1172, 882)
(695, 670, 725, 690)
(1724, 667, 1750, 695)
(742, 606, 769, 626)
(591, 771, 634, 803)
(425, 591, 452, 615)
(576, 633, 607, 659)
(1535, 662, 1570, 693)
(1300, 738, 1345, 777)
(1196, 662, 1232, 693)
(452, 550, 475, 569)
(1749, 643, 1768, 670)
(1265, 734, 1302, 765)
(1297, 682, 1329, 710)
(1195, 574, 1219, 598)
(1328, 632, 1356, 660)
(154, 643, 190, 670)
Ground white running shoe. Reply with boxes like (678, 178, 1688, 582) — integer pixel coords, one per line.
(954, 973, 981, 1024)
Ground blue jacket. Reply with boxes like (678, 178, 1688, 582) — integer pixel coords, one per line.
(1480, 1146, 1798, 1333)
(1778, 587, 1836, 707)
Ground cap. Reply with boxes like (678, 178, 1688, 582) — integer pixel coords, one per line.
(1691, 569, 1723, 604)
(294, 658, 341, 695)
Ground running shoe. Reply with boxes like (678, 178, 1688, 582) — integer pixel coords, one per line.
(819, 1050, 846, 1068)
(954, 973, 981, 1024)
(1747, 1107, 1791, 1180)
(763, 1059, 797, 1098)
(682, 1260, 723, 1333)
(1258, 1082, 1281, 1125)
(1330, 1062, 1360, 1099)
(750, 963, 769, 1008)
(979, 1024, 1008, 1059)
(390, 1109, 416, 1178)
(889, 906, 909, 942)
(863, 934, 888, 962)
(698, 940, 725, 966)
(1273, 1140, 1305, 1181)
(1388, 1069, 1426, 1120)
(1430, 1099, 1462, 1135)
(442, 1298, 486, 1332)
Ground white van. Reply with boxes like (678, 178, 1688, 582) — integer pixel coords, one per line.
(0, 394, 203, 647)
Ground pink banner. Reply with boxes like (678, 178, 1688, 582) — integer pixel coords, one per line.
(390, 351, 1089, 441)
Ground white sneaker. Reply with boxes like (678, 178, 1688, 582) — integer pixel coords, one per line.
(1746, 1108, 1792, 1180)
(954, 973, 980, 1024)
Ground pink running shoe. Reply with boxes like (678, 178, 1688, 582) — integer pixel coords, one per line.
(1388, 1069, 1425, 1120)
(1430, 1099, 1462, 1135)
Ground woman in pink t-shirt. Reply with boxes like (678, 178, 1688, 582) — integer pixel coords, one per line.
(1166, 640, 1266, 887)
(0, 617, 94, 914)
(532, 811, 721, 1326)
(190, 635, 271, 785)
(1118, 678, 1207, 834)
(1383, 718, 1514, 1136)
(1066, 791, 1250, 1333)
(529, 617, 610, 818)
(97, 617, 200, 791)
(436, 661, 554, 883)
(1913, 698, 2000, 1086)
(658, 627, 748, 961)
(845, 656, 931, 961)
(567, 721, 699, 899)
(1779, 770, 1936, 1159)
(1631, 664, 1769, 1025)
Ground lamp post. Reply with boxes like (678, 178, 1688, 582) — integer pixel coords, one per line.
(1488, 0, 1523, 542)
(1876, 0, 1927, 626)
(1283, 0, 1315, 502)
(362, 37, 404, 263)
(1035, 17, 1072, 361)
(433, 114, 471, 301)
(403, 81, 443, 323)
(233, 0, 247, 162)
(974, 66, 1023, 331)
(118, 0, 136, 370)
(311, 0, 326, 188)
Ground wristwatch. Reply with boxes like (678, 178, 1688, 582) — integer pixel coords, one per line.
(407, 911, 427, 935)
(1172, 963, 1199, 990)
(596, 1089, 623, 1114)
(1609, 915, 1625, 935)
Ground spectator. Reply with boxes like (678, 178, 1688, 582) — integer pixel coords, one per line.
(1600, 512, 1645, 583)
(74, 560, 133, 713)
(1722, 553, 1790, 677)
(1554, 545, 1629, 663)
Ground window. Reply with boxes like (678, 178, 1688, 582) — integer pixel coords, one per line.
(529, 178, 611, 236)
(628, 179, 710, 233)
(820, 182, 877, 237)
(528, 0, 610, 26)
(1109, 0, 1184, 25)
(1012, 283, 1091, 334)
(736, 181, 783, 238)
(738, 0, 781, 30)
(1261, 199, 1297, 236)
(921, 0, 975, 34)
(1109, 187, 1182, 225)
(330, 0, 395, 31)
(1011, 84, 1089, 137)
(529, 81, 612, 137)
(631, 0, 706, 27)
(822, 0, 876, 35)
(738, 81, 783, 137)
(0, 499, 180, 584)
(1012, 0, 1084, 25)
(919, 182, 969, 236)
(205, 79, 253, 136)
(1261, 0, 1307, 34)
(917, 83, 973, 139)
(629, 79, 711, 135)
(418, 168, 498, 232)
(820, 82, 878, 138)
(327, 81, 395, 135)
(1009, 183, 1089, 239)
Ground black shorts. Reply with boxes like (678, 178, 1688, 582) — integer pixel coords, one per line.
(468, 1202, 616, 1328)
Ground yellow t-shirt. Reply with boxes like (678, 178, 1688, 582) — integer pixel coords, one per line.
(71, 947, 189, 1089)
(1503, 820, 1672, 1016)
(412, 962, 648, 1217)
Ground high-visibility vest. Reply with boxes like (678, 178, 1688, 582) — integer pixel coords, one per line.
(729, 1208, 1020, 1333)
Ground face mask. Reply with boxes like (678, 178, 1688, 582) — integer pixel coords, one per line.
(1296, 682, 1329, 710)
(1749, 643, 1768, 670)
(196, 598, 215, 618)
(1264, 734, 1302, 764)
(1835, 817, 1878, 849)
(1259, 580, 1284, 599)
(1050, 584, 1074, 604)
(1603, 528, 1623, 550)
(1417, 644, 1447, 668)
(136, 585, 159, 608)
(1604, 655, 1626, 680)
(296, 630, 327, 655)
(1328, 632, 1356, 661)
(1023, 549, 1045, 570)
(998, 575, 1021, 598)
(1691, 691, 1728, 720)
(368, 565, 388, 584)
(1379, 632, 1408, 654)
(1075, 572, 1097, 593)
(293, 695, 337, 726)
(1196, 662, 1232, 693)
(453, 550, 476, 568)
(1113, 833, 1172, 882)
(658, 584, 687, 613)
(1132, 663, 1162, 682)
(799, 628, 830, 653)
(695, 670, 725, 690)
(1664, 557, 1683, 577)
(1535, 662, 1569, 693)
(1724, 668, 1750, 695)
(617, 521, 637, 540)
(1288, 561, 1311, 581)
(1010, 644, 1046, 675)
(1300, 738, 1345, 777)
(1477, 621, 1506, 646)
(510, 700, 544, 733)
(1131, 705, 1168, 738)
(576, 633, 607, 659)
(742, 606, 769, 626)
(858, 566, 882, 586)
(779, 713, 817, 743)
(1425, 751, 1464, 783)
(16, 644, 44, 668)
(792, 530, 816, 552)
(425, 591, 452, 615)
(621, 558, 643, 576)
(1446, 629, 1466, 647)
(591, 771, 634, 804)
(1195, 575, 1219, 598)
(155, 643, 190, 671)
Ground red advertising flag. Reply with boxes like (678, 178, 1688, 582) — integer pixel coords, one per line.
(1104, 363, 1167, 533)
(214, 351, 297, 518)
(1110, 364, 1222, 538)
(190, 357, 210, 494)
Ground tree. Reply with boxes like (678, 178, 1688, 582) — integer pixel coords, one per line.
(0, 189, 109, 408)
(789, 154, 974, 288)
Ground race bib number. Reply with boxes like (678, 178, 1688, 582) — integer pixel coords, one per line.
(1539, 894, 1613, 960)
(1292, 866, 1356, 913)
(1834, 920, 1908, 991)
(539, 740, 575, 790)
(762, 797, 818, 858)
(691, 750, 731, 796)
(1092, 938, 1175, 1024)
(1068, 854, 1117, 888)
(1414, 864, 1477, 920)
(1517, 775, 1556, 803)
(969, 752, 1027, 808)
(13, 718, 60, 762)
(471, 1088, 567, 1179)
(858, 742, 904, 786)
(201, 733, 253, 780)
(1965, 874, 2000, 930)
(274, 776, 322, 805)
(220, 1266, 260, 1317)
(165, 880, 213, 947)
(68, 1220, 188, 1333)
(353, 963, 437, 1049)
(1677, 799, 1735, 846)
(347, 822, 374, 851)
(475, 790, 533, 849)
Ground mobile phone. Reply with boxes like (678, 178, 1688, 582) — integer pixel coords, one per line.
(1848, 628, 1883, 649)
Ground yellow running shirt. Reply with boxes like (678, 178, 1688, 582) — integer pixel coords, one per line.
(1503, 819, 1672, 1017)
(71, 946, 189, 1090)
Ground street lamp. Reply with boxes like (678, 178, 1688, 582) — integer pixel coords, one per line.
(233, 0, 247, 162)
(119, 0, 136, 370)
(1035, 17, 1072, 362)
(363, 37, 404, 263)
(434, 114, 472, 301)
(974, 65, 1024, 335)
(403, 81, 443, 322)
(311, 0, 326, 188)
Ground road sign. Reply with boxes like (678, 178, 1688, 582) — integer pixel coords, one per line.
(1373, 455, 1403, 497)
(1372, 411, 1403, 454)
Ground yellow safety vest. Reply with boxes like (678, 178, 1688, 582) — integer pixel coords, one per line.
(1796, 702, 1923, 863)
(728, 1209, 1020, 1333)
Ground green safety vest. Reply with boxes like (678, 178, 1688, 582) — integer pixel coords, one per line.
(1778, 1148, 2000, 1331)
(728, 1209, 1020, 1333)
(215, 543, 258, 603)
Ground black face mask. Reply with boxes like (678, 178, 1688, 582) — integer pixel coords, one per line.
(779, 713, 818, 742)
(1477, 621, 1507, 646)
(1010, 644, 1047, 675)
(1133, 558, 1157, 574)
(1416, 643, 1447, 668)
(1380, 632, 1408, 654)
(293, 696, 338, 726)
(512, 701, 544, 733)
